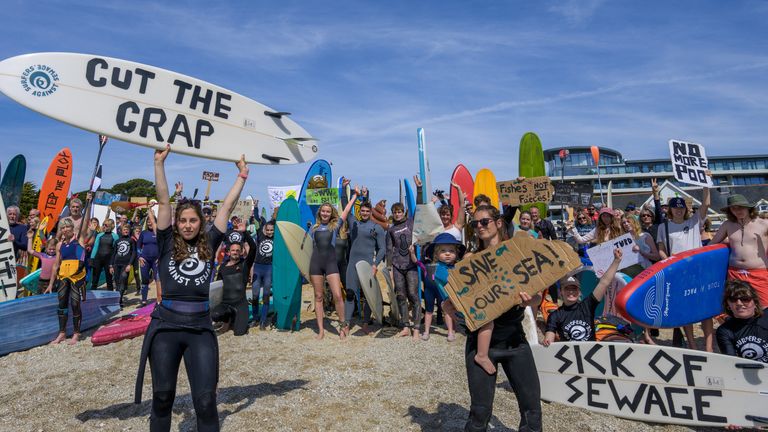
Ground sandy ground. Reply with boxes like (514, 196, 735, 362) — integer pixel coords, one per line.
(0, 283, 749, 432)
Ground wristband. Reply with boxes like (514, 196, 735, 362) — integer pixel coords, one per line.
(238, 172, 248, 180)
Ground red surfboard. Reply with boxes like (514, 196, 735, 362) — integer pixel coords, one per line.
(450, 164, 474, 224)
(37, 148, 73, 232)
(91, 303, 155, 346)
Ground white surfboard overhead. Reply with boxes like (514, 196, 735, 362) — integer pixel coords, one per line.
(0, 53, 318, 164)
(532, 341, 768, 428)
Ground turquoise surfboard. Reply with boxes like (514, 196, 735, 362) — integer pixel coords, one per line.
(0, 154, 26, 207)
(273, 196, 303, 330)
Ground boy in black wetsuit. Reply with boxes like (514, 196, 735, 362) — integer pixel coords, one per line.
(111, 223, 137, 307)
(543, 248, 622, 345)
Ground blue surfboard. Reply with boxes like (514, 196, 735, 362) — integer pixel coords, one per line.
(403, 178, 416, 218)
(0, 290, 120, 356)
(273, 196, 303, 331)
(297, 159, 332, 230)
(416, 128, 430, 202)
(617, 244, 729, 328)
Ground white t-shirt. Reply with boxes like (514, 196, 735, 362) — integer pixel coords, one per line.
(443, 225, 463, 242)
(657, 216, 702, 255)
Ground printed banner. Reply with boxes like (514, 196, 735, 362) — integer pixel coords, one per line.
(268, 185, 301, 209)
(446, 236, 581, 331)
(553, 182, 593, 206)
(669, 140, 713, 187)
(412, 204, 444, 245)
(586, 233, 640, 277)
(305, 188, 340, 206)
(93, 191, 126, 206)
(497, 177, 554, 207)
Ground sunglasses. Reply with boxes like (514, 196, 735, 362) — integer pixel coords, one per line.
(577, 216, 587, 220)
(469, 218, 495, 229)
(728, 296, 754, 304)
(641, 214, 653, 218)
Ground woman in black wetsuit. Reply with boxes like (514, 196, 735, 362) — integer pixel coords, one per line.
(716, 280, 768, 363)
(444, 205, 542, 432)
(310, 200, 355, 340)
(213, 222, 257, 336)
(134, 145, 247, 432)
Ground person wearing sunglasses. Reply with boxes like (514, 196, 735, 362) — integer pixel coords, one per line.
(444, 205, 542, 432)
(716, 280, 767, 363)
(566, 207, 622, 246)
(134, 145, 248, 431)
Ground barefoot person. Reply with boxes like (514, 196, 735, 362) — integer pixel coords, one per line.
(134, 145, 247, 431)
(49, 193, 94, 345)
(443, 205, 542, 432)
(386, 201, 421, 339)
(711, 194, 768, 310)
(309, 200, 353, 340)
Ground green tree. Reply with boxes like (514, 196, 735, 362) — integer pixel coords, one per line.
(108, 178, 156, 198)
(18, 181, 40, 218)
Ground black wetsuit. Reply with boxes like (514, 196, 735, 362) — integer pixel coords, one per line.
(57, 238, 87, 334)
(134, 225, 224, 432)
(111, 234, 136, 305)
(310, 224, 340, 276)
(545, 294, 600, 342)
(716, 313, 768, 363)
(213, 233, 257, 336)
(91, 231, 116, 291)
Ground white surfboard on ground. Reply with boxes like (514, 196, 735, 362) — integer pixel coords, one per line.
(532, 341, 768, 428)
(0, 53, 318, 164)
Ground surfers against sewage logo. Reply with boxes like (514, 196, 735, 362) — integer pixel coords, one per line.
(21, 65, 59, 97)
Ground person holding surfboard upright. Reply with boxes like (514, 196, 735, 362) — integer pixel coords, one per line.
(711, 194, 768, 310)
(657, 176, 712, 351)
(444, 204, 542, 432)
(48, 192, 94, 345)
(309, 199, 354, 340)
(134, 145, 247, 432)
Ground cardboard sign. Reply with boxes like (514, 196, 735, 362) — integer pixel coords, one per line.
(412, 204, 444, 245)
(497, 177, 554, 207)
(268, 185, 300, 209)
(230, 198, 254, 221)
(586, 233, 640, 277)
(446, 236, 581, 331)
(305, 188, 340, 206)
(553, 182, 593, 206)
(202, 171, 219, 182)
(669, 140, 712, 187)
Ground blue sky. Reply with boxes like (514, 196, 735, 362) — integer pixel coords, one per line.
(1, 0, 767, 208)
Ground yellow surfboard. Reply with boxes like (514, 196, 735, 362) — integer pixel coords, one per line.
(474, 168, 500, 209)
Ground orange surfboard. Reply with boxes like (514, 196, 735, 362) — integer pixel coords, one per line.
(37, 148, 73, 232)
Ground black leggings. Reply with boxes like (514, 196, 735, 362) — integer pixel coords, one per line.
(211, 300, 249, 336)
(113, 264, 130, 303)
(91, 254, 114, 291)
(57, 278, 84, 333)
(393, 267, 421, 329)
(464, 342, 542, 432)
(149, 329, 219, 432)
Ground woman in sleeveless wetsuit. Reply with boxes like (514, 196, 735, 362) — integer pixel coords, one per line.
(48, 192, 94, 345)
(213, 223, 257, 336)
(134, 145, 247, 432)
(310, 200, 356, 340)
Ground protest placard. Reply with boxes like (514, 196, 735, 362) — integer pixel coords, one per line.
(553, 182, 593, 206)
(446, 236, 581, 331)
(412, 204, 444, 245)
(93, 191, 125, 206)
(268, 185, 301, 208)
(586, 233, 640, 277)
(669, 140, 713, 187)
(305, 188, 340, 206)
(230, 198, 254, 221)
(497, 176, 554, 207)
(202, 171, 219, 182)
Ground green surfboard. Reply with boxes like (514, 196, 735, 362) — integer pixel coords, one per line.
(0, 154, 26, 207)
(517, 132, 548, 216)
(273, 196, 302, 331)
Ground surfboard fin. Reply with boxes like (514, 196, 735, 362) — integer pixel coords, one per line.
(735, 363, 765, 369)
(264, 111, 291, 119)
(261, 154, 289, 164)
(745, 415, 768, 425)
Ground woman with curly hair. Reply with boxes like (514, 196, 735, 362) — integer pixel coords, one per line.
(134, 145, 248, 431)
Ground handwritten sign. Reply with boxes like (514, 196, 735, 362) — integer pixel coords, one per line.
(305, 188, 339, 206)
(669, 140, 712, 187)
(202, 171, 219, 182)
(497, 177, 554, 207)
(446, 236, 580, 331)
(553, 182, 593, 206)
(268, 185, 300, 209)
(230, 198, 254, 222)
(586, 233, 640, 277)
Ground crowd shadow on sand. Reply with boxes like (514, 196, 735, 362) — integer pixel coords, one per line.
(407, 402, 513, 431)
(75, 379, 308, 429)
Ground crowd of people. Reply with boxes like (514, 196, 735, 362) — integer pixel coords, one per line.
(6, 155, 767, 432)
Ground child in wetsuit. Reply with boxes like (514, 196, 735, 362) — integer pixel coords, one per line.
(26, 230, 57, 294)
(543, 248, 623, 345)
(413, 233, 496, 375)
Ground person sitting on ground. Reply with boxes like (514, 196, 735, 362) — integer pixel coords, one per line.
(716, 280, 767, 363)
(711, 194, 768, 310)
(543, 248, 623, 346)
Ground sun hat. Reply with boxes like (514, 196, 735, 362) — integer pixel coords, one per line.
(598, 207, 614, 217)
(720, 194, 755, 213)
(426, 232, 466, 260)
(559, 275, 581, 290)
